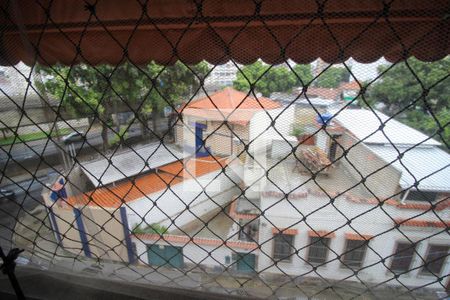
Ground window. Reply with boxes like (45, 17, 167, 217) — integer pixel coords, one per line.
(421, 245, 449, 275)
(342, 240, 368, 269)
(403, 190, 438, 202)
(390, 243, 415, 273)
(307, 237, 330, 265)
(273, 234, 294, 261)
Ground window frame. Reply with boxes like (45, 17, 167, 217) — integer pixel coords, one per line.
(341, 239, 368, 269)
(272, 233, 295, 262)
(420, 244, 449, 276)
(307, 236, 331, 265)
(389, 242, 416, 274)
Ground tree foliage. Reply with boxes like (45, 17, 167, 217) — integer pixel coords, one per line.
(233, 61, 312, 97)
(315, 67, 350, 88)
(35, 61, 208, 148)
(366, 57, 450, 145)
(132, 223, 168, 235)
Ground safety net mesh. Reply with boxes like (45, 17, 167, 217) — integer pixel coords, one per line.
(0, 0, 449, 299)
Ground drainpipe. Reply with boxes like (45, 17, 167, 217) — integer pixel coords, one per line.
(400, 189, 410, 205)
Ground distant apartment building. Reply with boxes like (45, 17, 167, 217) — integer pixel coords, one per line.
(204, 61, 239, 91)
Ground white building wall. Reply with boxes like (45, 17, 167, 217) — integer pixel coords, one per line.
(257, 191, 450, 288)
(126, 164, 242, 230)
(315, 130, 328, 153)
(249, 106, 294, 155)
(245, 106, 295, 199)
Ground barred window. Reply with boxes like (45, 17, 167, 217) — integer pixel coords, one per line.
(390, 243, 415, 273)
(342, 240, 368, 269)
(307, 237, 330, 265)
(273, 234, 294, 262)
(421, 245, 449, 275)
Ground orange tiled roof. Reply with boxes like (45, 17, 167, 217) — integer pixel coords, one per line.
(181, 87, 280, 125)
(340, 81, 360, 90)
(308, 230, 336, 238)
(345, 233, 373, 241)
(133, 233, 258, 250)
(394, 218, 450, 228)
(158, 156, 228, 179)
(67, 156, 226, 208)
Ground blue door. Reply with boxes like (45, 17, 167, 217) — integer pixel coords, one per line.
(195, 124, 204, 151)
(147, 245, 183, 268)
(194, 122, 208, 157)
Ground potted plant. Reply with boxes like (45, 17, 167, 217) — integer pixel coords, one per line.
(291, 125, 314, 145)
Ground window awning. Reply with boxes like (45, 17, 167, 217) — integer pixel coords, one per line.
(0, 0, 448, 66)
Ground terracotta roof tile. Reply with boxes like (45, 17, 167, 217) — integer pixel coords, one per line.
(182, 88, 280, 125)
(158, 156, 228, 179)
(340, 81, 360, 90)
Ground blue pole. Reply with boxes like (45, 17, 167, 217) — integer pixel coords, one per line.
(73, 208, 91, 258)
(120, 206, 135, 264)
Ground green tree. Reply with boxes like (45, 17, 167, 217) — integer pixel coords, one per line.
(35, 61, 208, 150)
(233, 61, 312, 97)
(366, 57, 450, 145)
(144, 62, 208, 136)
(315, 67, 350, 88)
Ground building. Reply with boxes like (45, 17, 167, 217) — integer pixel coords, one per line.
(43, 143, 243, 263)
(271, 92, 341, 128)
(247, 108, 449, 287)
(340, 81, 360, 102)
(204, 61, 239, 91)
(44, 107, 450, 290)
(138, 108, 449, 289)
(175, 87, 285, 157)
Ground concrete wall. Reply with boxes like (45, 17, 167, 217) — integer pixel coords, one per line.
(51, 208, 84, 255)
(294, 106, 326, 127)
(249, 107, 294, 155)
(337, 132, 402, 199)
(204, 121, 248, 156)
(175, 116, 248, 156)
(79, 206, 129, 262)
(44, 190, 129, 262)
